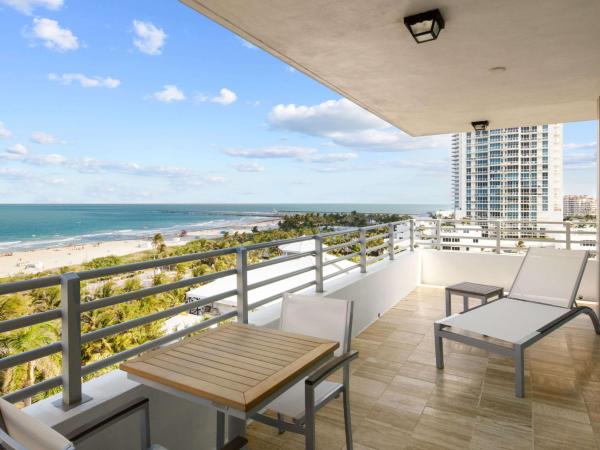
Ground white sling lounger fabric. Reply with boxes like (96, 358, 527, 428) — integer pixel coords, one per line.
(438, 298, 567, 343)
(508, 248, 588, 308)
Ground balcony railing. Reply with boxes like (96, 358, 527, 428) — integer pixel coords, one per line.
(0, 221, 409, 407)
(1, 217, 596, 408)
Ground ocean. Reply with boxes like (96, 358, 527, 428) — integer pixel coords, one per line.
(0, 204, 448, 252)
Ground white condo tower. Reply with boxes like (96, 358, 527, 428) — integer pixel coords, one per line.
(451, 124, 563, 222)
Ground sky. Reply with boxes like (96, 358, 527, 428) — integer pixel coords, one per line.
(0, 0, 597, 205)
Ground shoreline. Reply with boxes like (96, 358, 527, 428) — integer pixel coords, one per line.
(0, 218, 280, 278)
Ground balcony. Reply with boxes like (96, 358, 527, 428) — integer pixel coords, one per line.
(1, 219, 599, 449)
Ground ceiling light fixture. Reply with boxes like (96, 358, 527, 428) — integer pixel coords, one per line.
(404, 9, 445, 43)
(471, 121, 489, 132)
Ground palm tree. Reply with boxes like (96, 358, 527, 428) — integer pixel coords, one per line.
(0, 323, 59, 405)
(152, 233, 167, 257)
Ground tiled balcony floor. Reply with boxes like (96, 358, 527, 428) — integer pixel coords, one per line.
(247, 286, 600, 449)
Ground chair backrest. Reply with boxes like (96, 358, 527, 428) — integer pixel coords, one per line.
(508, 247, 588, 308)
(0, 398, 74, 450)
(280, 293, 353, 355)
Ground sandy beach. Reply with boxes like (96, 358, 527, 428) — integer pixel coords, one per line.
(0, 219, 279, 278)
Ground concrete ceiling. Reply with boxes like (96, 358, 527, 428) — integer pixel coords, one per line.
(181, 0, 600, 136)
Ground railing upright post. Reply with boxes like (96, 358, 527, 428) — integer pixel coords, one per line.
(315, 236, 324, 293)
(359, 228, 367, 273)
(388, 223, 395, 260)
(565, 221, 572, 250)
(60, 272, 82, 407)
(435, 219, 442, 250)
(495, 220, 502, 254)
(409, 219, 415, 251)
(236, 248, 248, 324)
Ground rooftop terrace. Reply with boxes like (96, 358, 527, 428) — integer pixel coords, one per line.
(247, 286, 600, 450)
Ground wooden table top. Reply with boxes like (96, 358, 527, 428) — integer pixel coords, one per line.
(120, 323, 338, 412)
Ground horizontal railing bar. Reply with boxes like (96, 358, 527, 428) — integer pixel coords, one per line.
(323, 239, 360, 252)
(365, 233, 388, 242)
(77, 247, 237, 280)
(81, 311, 237, 377)
(244, 235, 314, 251)
(0, 276, 61, 296)
(0, 309, 62, 334)
(366, 242, 388, 253)
(80, 269, 237, 313)
(249, 281, 317, 310)
(571, 230, 597, 235)
(323, 264, 361, 281)
(0, 342, 62, 371)
(2, 375, 63, 404)
(81, 289, 237, 344)
(247, 251, 315, 271)
(247, 265, 316, 291)
(317, 228, 360, 238)
(361, 224, 391, 231)
(323, 252, 360, 266)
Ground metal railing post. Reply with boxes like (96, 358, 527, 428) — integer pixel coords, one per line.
(60, 273, 82, 407)
(565, 221, 572, 250)
(435, 219, 442, 250)
(236, 248, 248, 324)
(315, 236, 324, 293)
(388, 223, 395, 260)
(359, 228, 367, 273)
(409, 219, 415, 251)
(495, 220, 502, 254)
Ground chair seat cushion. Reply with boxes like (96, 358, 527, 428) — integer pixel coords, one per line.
(437, 298, 568, 343)
(265, 380, 343, 421)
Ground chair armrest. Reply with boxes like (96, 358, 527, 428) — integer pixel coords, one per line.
(65, 397, 149, 443)
(305, 351, 359, 387)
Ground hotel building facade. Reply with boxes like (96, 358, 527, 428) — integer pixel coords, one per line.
(451, 124, 563, 222)
(563, 194, 596, 218)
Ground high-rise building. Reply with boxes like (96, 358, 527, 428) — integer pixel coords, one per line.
(563, 194, 596, 218)
(451, 124, 563, 222)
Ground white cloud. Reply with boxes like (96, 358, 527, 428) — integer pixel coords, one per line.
(224, 146, 316, 160)
(31, 131, 62, 144)
(0, 167, 31, 180)
(268, 98, 448, 152)
(564, 142, 597, 151)
(239, 38, 256, 50)
(48, 73, 120, 88)
(230, 161, 264, 173)
(31, 18, 79, 51)
(0, 121, 13, 139)
(6, 143, 28, 155)
(152, 85, 185, 103)
(305, 152, 357, 163)
(198, 88, 237, 106)
(132, 20, 167, 55)
(387, 159, 448, 173)
(1, 0, 62, 15)
(564, 152, 596, 170)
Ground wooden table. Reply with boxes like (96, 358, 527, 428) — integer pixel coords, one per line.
(120, 323, 338, 448)
(445, 282, 504, 316)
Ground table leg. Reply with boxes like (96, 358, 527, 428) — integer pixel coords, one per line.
(216, 411, 225, 449)
(445, 289, 451, 316)
(463, 296, 469, 312)
(228, 415, 247, 449)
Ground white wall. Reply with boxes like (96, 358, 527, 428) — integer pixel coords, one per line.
(420, 249, 598, 301)
(324, 251, 420, 336)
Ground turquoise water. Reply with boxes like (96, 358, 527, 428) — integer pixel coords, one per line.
(0, 204, 448, 251)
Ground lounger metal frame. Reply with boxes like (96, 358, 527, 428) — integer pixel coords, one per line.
(434, 249, 600, 397)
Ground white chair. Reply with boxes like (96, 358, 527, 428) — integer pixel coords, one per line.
(435, 247, 600, 397)
(0, 397, 151, 450)
(252, 293, 358, 450)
